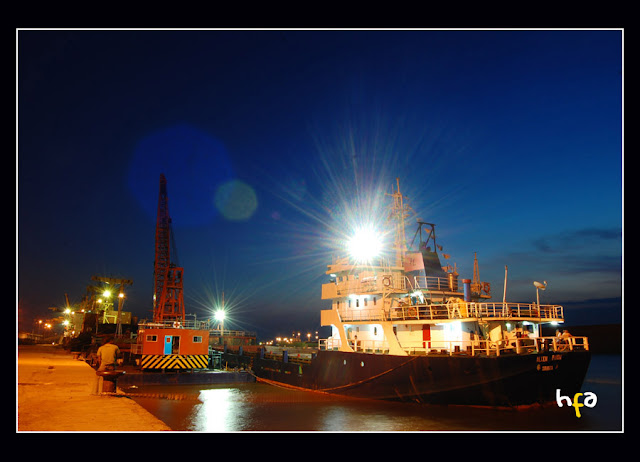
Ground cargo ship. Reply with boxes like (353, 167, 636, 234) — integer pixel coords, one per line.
(240, 179, 591, 407)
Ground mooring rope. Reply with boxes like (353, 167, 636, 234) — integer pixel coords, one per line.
(317, 356, 420, 392)
(248, 355, 420, 393)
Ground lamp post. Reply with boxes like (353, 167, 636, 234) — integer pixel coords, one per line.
(215, 309, 225, 344)
(116, 290, 125, 338)
(214, 291, 226, 346)
(101, 290, 113, 324)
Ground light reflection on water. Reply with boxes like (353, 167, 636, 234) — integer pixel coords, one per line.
(129, 355, 622, 432)
(193, 388, 235, 432)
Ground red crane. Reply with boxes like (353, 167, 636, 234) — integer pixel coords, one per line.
(153, 174, 185, 323)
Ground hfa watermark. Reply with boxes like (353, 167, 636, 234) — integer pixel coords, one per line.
(556, 389, 597, 418)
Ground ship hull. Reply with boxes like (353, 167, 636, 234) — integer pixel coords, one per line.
(241, 349, 591, 407)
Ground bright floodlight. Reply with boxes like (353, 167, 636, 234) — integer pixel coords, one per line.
(347, 226, 382, 262)
(214, 309, 225, 322)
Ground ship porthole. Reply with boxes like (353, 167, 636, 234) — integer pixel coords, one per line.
(360, 361, 365, 367)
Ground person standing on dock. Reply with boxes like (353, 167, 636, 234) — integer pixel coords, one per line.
(96, 336, 120, 371)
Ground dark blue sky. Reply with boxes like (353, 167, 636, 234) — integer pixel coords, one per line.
(17, 29, 623, 339)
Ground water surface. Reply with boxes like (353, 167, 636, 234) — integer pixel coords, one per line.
(129, 354, 622, 432)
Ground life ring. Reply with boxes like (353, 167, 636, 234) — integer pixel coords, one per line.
(483, 282, 491, 294)
(382, 276, 392, 287)
(173, 321, 182, 328)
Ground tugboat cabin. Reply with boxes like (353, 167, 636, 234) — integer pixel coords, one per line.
(136, 320, 210, 370)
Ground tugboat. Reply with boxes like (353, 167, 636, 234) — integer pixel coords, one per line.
(247, 179, 591, 407)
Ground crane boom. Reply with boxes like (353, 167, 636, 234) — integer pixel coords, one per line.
(153, 174, 185, 323)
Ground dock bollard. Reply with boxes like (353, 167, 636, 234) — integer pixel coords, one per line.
(96, 370, 126, 394)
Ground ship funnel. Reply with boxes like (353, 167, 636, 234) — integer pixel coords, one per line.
(462, 279, 471, 302)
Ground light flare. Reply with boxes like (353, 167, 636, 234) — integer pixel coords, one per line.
(346, 225, 383, 263)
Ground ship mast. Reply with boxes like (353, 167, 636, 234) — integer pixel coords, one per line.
(386, 178, 411, 268)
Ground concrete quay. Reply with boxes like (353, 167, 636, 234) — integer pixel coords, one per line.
(17, 344, 172, 432)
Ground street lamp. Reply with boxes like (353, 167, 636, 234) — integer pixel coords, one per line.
(214, 309, 225, 337)
(116, 290, 125, 337)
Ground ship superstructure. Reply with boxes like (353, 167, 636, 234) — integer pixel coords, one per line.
(320, 179, 570, 358)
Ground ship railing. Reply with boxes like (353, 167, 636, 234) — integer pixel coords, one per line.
(334, 274, 408, 296)
(208, 328, 258, 338)
(403, 335, 588, 356)
(337, 308, 387, 322)
(335, 279, 385, 295)
(337, 302, 564, 323)
(319, 338, 390, 354)
(263, 351, 315, 364)
(138, 319, 210, 330)
(319, 335, 588, 355)
(404, 275, 457, 292)
(378, 302, 564, 322)
(138, 319, 256, 337)
(318, 338, 334, 351)
(388, 304, 450, 321)
(470, 302, 564, 320)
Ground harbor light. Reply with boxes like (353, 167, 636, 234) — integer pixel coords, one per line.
(214, 309, 225, 335)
